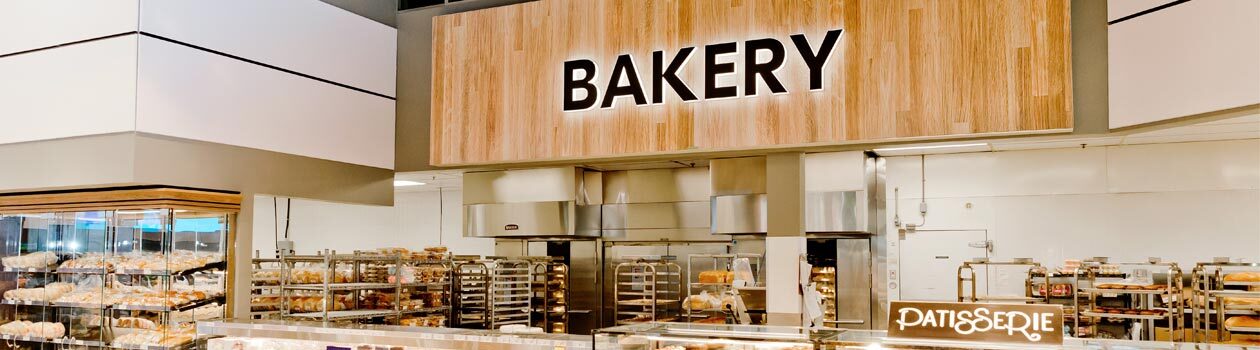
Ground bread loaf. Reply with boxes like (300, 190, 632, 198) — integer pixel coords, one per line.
(1225, 272, 1260, 282)
(1227, 316, 1260, 328)
(698, 271, 725, 283)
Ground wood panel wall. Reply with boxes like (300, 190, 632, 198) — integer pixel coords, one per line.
(431, 0, 1072, 166)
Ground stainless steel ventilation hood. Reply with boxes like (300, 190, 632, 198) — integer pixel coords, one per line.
(601, 167, 715, 241)
(463, 167, 601, 238)
(804, 152, 870, 233)
(710, 157, 768, 235)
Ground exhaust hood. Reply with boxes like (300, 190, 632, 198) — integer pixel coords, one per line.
(710, 157, 768, 235)
(463, 167, 601, 238)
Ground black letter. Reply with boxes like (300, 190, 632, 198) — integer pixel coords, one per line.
(704, 42, 738, 99)
(652, 47, 698, 104)
(744, 38, 787, 96)
(600, 54, 648, 108)
(563, 60, 598, 111)
(790, 29, 843, 90)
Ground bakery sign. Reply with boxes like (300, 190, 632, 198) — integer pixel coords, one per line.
(562, 29, 843, 111)
(888, 301, 1064, 345)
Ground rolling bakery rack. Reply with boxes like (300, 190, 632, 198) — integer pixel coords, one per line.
(529, 257, 569, 333)
(614, 259, 682, 325)
(1190, 258, 1260, 343)
(248, 256, 282, 320)
(485, 258, 532, 329)
(452, 257, 490, 329)
(957, 258, 1050, 304)
(0, 187, 238, 350)
(1074, 258, 1183, 342)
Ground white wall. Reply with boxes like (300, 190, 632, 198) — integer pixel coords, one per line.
(139, 0, 397, 97)
(0, 1, 397, 170)
(135, 35, 396, 169)
(0, 1, 138, 56)
(887, 139, 1260, 299)
(251, 190, 494, 258)
(0, 35, 137, 145)
(1109, 0, 1260, 128)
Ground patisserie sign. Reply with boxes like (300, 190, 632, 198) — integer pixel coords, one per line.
(887, 301, 1064, 345)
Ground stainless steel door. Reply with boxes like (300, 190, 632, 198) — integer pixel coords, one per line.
(835, 237, 872, 329)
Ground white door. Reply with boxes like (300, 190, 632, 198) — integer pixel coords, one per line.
(898, 229, 989, 301)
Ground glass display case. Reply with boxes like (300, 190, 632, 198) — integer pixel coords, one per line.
(594, 323, 841, 350)
(0, 188, 237, 350)
(595, 324, 1243, 350)
(198, 319, 591, 350)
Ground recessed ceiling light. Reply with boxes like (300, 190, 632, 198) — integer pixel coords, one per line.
(394, 180, 427, 187)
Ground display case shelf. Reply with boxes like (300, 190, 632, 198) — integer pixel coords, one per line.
(1079, 287, 1171, 295)
(115, 261, 227, 277)
(114, 295, 224, 312)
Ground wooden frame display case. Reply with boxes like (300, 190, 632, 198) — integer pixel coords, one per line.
(0, 187, 238, 350)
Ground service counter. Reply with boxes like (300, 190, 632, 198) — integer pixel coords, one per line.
(198, 320, 1247, 350)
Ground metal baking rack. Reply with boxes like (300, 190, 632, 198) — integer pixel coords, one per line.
(1073, 258, 1183, 342)
(614, 259, 682, 325)
(397, 253, 454, 327)
(453, 257, 489, 329)
(956, 258, 1050, 304)
(249, 255, 283, 319)
(528, 257, 569, 333)
(1190, 258, 1260, 343)
(684, 254, 762, 322)
(486, 258, 532, 329)
(279, 250, 455, 324)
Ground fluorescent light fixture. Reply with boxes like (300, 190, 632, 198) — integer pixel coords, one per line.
(872, 143, 989, 152)
(393, 180, 427, 187)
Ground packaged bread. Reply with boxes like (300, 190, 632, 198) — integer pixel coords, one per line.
(1227, 316, 1260, 328)
(1225, 272, 1260, 282)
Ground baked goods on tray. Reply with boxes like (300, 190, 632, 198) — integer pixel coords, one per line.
(0, 320, 65, 339)
(2, 251, 58, 269)
(1225, 272, 1260, 282)
(1226, 316, 1260, 328)
(3, 282, 74, 302)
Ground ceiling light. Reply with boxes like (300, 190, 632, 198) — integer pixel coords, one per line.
(393, 180, 427, 187)
(872, 143, 989, 152)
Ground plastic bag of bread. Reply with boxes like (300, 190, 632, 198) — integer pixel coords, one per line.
(684, 291, 721, 310)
